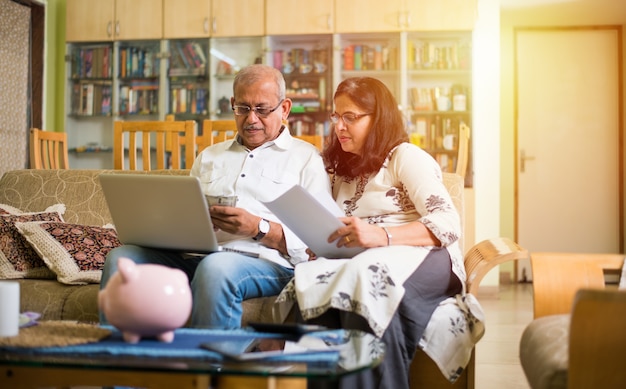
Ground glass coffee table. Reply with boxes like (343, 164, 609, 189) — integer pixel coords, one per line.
(0, 326, 384, 389)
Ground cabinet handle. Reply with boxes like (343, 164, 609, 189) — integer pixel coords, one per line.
(107, 21, 112, 37)
(212, 17, 217, 34)
(520, 149, 535, 173)
(204, 18, 209, 34)
(115, 21, 120, 37)
(327, 14, 331, 31)
(405, 12, 411, 28)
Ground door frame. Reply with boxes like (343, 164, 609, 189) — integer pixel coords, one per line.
(513, 26, 625, 281)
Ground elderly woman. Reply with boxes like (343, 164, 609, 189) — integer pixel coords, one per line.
(275, 77, 483, 389)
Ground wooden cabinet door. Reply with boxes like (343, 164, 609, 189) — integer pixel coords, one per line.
(163, 0, 211, 39)
(114, 0, 163, 40)
(212, 0, 265, 37)
(406, 0, 477, 31)
(66, 0, 115, 42)
(266, 0, 334, 35)
(334, 0, 404, 33)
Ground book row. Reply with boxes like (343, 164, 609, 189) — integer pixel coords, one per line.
(119, 84, 159, 115)
(342, 45, 399, 71)
(411, 114, 467, 152)
(407, 40, 471, 70)
(170, 86, 209, 115)
(170, 41, 208, 72)
(409, 86, 469, 112)
(70, 46, 112, 79)
(70, 82, 112, 116)
(119, 46, 160, 79)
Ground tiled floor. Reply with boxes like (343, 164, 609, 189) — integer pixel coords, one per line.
(475, 282, 534, 389)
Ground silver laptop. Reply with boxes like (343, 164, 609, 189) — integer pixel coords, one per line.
(99, 174, 254, 256)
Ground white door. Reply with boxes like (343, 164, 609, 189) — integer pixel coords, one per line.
(516, 28, 621, 281)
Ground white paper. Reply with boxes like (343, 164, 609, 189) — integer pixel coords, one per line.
(263, 185, 364, 259)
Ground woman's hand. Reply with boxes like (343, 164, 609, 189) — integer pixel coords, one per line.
(329, 216, 388, 249)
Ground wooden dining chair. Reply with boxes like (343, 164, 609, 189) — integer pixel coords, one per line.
(200, 119, 238, 152)
(294, 134, 324, 151)
(29, 128, 70, 169)
(455, 122, 471, 178)
(113, 120, 196, 171)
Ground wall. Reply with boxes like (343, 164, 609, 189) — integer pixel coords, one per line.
(43, 0, 65, 133)
(0, 0, 31, 175)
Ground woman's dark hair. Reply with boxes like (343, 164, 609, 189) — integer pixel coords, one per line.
(322, 77, 408, 178)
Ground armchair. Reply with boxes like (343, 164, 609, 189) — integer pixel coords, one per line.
(519, 252, 625, 389)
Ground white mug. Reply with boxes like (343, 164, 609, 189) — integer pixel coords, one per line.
(0, 281, 20, 337)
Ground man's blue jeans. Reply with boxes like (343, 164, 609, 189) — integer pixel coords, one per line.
(99, 245, 294, 328)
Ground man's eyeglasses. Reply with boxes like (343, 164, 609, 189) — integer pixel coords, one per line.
(329, 112, 371, 125)
(232, 99, 284, 118)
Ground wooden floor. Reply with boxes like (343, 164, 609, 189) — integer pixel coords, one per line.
(475, 282, 533, 389)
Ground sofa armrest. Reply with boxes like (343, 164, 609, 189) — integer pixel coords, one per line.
(568, 288, 626, 388)
(464, 237, 528, 295)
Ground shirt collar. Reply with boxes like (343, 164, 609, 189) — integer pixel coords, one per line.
(234, 125, 293, 151)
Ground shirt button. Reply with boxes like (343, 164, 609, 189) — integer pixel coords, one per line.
(249, 154, 254, 158)
(241, 174, 245, 178)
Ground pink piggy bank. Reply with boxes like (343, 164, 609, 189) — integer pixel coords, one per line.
(98, 257, 192, 343)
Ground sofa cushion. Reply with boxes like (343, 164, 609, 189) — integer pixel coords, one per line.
(0, 205, 65, 279)
(17, 279, 101, 322)
(519, 314, 569, 389)
(16, 221, 121, 285)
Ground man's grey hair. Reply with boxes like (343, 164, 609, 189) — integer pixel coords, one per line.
(233, 64, 286, 101)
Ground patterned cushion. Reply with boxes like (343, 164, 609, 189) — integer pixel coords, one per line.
(16, 221, 121, 285)
(519, 314, 569, 389)
(0, 204, 23, 215)
(0, 204, 65, 279)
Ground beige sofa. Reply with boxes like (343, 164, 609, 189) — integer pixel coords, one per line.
(0, 168, 527, 389)
(0, 169, 275, 324)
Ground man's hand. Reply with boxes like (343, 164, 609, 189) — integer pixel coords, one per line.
(209, 205, 258, 238)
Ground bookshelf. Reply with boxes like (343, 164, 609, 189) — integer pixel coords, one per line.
(405, 31, 472, 184)
(209, 37, 265, 120)
(64, 1, 475, 182)
(336, 33, 401, 104)
(66, 42, 115, 169)
(266, 34, 333, 137)
(167, 39, 210, 125)
(117, 40, 161, 117)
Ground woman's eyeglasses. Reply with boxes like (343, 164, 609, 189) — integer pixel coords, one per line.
(232, 99, 284, 118)
(329, 112, 371, 125)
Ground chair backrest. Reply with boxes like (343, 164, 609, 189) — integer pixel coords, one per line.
(113, 120, 196, 171)
(530, 252, 624, 318)
(201, 119, 238, 151)
(294, 134, 323, 151)
(29, 128, 69, 169)
(455, 122, 470, 177)
(568, 289, 626, 389)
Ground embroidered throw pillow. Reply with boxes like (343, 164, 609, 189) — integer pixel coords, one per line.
(0, 205, 66, 279)
(15, 221, 121, 285)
